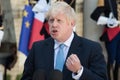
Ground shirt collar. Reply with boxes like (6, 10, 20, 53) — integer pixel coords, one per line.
(54, 32, 74, 49)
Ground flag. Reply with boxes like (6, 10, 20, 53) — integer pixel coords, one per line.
(28, 0, 49, 49)
(18, 0, 34, 56)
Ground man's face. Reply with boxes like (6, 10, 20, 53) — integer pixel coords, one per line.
(48, 12, 73, 42)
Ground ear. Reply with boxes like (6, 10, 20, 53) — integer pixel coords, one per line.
(71, 20, 75, 27)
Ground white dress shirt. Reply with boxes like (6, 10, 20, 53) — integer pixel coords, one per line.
(54, 32, 83, 80)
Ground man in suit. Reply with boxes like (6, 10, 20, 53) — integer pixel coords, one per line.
(21, 1, 108, 80)
(91, 0, 120, 80)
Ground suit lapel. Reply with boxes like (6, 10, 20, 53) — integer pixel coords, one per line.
(46, 34, 83, 76)
(66, 33, 82, 61)
(63, 33, 83, 78)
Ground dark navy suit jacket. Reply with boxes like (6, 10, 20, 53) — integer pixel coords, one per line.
(21, 33, 108, 80)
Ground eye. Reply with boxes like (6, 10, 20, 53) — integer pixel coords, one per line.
(57, 19, 62, 23)
(48, 18, 54, 23)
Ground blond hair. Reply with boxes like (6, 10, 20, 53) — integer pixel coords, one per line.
(46, 1, 76, 24)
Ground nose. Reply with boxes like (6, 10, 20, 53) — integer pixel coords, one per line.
(52, 20, 57, 27)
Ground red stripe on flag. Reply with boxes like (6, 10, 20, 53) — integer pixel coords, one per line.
(29, 18, 44, 49)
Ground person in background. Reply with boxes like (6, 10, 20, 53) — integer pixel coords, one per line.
(91, 0, 120, 80)
(21, 1, 108, 80)
(0, 6, 4, 46)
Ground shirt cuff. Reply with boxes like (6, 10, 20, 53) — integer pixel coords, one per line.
(72, 66, 83, 80)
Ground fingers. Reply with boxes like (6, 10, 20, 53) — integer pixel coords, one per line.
(66, 54, 78, 65)
(66, 54, 81, 73)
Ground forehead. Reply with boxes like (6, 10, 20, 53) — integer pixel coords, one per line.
(49, 12, 67, 19)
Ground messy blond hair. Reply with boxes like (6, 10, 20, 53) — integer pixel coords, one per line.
(46, 1, 76, 24)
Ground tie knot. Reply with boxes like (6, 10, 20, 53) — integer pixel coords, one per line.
(59, 44, 64, 49)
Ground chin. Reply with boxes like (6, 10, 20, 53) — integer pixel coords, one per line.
(51, 35, 57, 39)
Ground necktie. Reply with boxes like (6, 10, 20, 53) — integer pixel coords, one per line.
(55, 44, 65, 71)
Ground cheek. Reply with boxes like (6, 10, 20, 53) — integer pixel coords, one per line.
(49, 27, 52, 33)
(60, 27, 68, 34)
(64, 25, 70, 30)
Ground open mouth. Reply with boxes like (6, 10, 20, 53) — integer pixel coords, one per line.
(52, 30, 58, 33)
